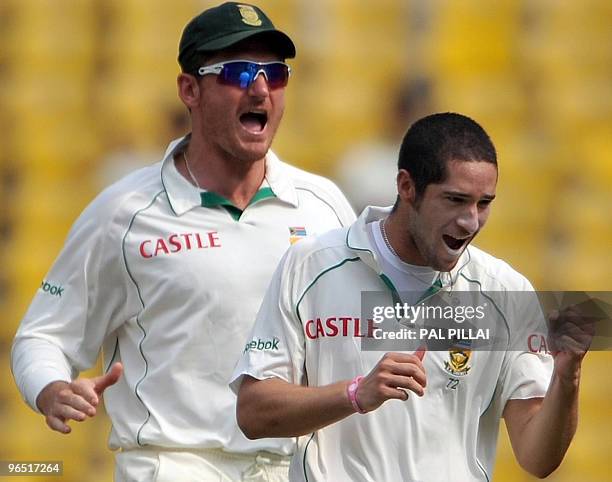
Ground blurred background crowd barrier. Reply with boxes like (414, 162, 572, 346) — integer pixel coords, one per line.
(0, 1, 610, 480)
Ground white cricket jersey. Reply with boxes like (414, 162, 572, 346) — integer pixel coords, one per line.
(11, 135, 355, 455)
(231, 206, 553, 481)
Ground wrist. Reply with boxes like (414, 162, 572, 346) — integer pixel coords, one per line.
(347, 376, 367, 414)
(553, 364, 581, 392)
(36, 380, 70, 413)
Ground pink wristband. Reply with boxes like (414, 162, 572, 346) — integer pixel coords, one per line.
(347, 376, 367, 414)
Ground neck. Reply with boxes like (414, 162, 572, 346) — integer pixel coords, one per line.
(384, 212, 424, 266)
(179, 144, 266, 210)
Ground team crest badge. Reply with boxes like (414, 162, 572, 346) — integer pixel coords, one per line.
(289, 226, 307, 245)
(237, 4, 262, 26)
(444, 347, 472, 376)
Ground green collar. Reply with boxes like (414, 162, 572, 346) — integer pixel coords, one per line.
(200, 187, 276, 221)
(380, 273, 444, 307)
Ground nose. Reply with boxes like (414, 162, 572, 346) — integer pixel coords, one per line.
(456, 205, 480, 234)
(248, 71, 270, 98)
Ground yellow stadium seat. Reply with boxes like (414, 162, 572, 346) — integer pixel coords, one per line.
(577, 127, 612, 191)
(433, 78, 528, 135)
(428, 0, 522, 77)
(4, 0, 97, 79)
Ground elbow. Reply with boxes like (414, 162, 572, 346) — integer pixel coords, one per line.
(238, 422, 259, 440)
(236, 404, 263, 440)
(237, 376, 290, 439)
(515, 443, 567, 479)
(236, 381, 270, 440)
(522, 459, 562, 479)
(530, 468, 557, 480)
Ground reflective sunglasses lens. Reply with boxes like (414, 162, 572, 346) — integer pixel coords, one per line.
(264, 64, 289, 88)
(219, 62, 252, 87)
(218, 62, 288, 89)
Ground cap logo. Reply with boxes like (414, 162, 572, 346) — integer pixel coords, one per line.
(237, 4, 262, 26)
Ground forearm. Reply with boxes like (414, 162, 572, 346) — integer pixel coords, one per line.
(236, 351, 426, 439)
(506, 366, 581, 478)
(237, 376, 355, 438)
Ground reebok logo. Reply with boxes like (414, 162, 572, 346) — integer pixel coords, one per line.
(41, 280, 64, 297)
(243, 337, 280, 354)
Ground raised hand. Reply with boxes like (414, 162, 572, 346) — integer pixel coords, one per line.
(547, 305, 595, 380)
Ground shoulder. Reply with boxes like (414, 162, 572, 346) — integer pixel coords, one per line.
(284, 162, 343, 194)
(272, 156, 356, 226)
(69, 163, 165, 241)
(278, 158, 352, 202)
(274, 226, 364, 307)
(283, 226, 356, 274)
(461, 244, 535, 291)
(89, 163, 163, 218)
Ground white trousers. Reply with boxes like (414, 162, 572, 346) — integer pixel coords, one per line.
(114, 448, 290, 482)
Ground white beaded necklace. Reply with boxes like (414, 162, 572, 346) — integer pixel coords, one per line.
(380, 218, 400, 258)
(183, 151, 201, 189)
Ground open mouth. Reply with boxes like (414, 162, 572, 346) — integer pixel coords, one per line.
(443, 235, 467, 252)
(240, 111, 268, 133)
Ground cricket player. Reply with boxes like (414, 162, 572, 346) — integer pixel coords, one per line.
(232, 113, 592, 481)
(11, 3, 355, 481)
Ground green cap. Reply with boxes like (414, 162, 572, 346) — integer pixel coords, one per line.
(178, 2, 296, 73)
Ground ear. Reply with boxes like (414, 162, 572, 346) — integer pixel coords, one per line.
(397, 169, 417, 205)
(177, 73, 201, 109)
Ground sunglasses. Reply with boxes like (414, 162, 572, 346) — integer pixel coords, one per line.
(197, 60, 291, 89)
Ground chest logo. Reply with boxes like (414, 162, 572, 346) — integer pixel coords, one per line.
(289, 226, 307, 245)
(444, 347, 472, 376)
(305, 317, 375, 340)
(139, 231, 221, 258)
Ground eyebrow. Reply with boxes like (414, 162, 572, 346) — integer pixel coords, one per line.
(443, 191, 496, 201)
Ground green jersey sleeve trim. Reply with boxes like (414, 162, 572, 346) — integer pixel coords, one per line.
(295, 257, 360, 324)
(459, 273, 510, 341)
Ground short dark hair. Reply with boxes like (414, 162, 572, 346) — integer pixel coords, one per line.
(186, 52, 212, 76)
(397, 112, 497, 199)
